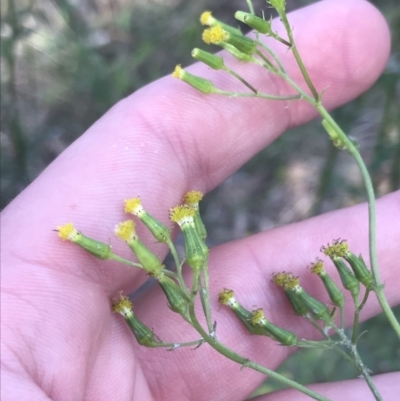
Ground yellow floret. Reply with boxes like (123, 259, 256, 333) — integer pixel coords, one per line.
(218, 289, 235, 306)
(169, 205, 196, 226)
(112, 294, 133, 317)
(200, 11, 213, 26)
(310, 259, 325, 275)
(57, 223, 79, 241)
(250, 308, 266, 325)
(172, 65, 183, 79)
(202, 25, 228, 45)
(115, 220, 136, 241)
(124, 197, 143, 215)
(183, 190, 203, 205)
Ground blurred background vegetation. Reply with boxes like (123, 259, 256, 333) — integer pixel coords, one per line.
(1, 0, 399, 397)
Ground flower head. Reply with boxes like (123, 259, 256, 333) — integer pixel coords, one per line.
(321, 239, 349, 258)
(115, 220, 136, 241)
(218, 289, 236, 307)
(310, 259, 325, 275)
(169, 205, 196, 227)
(202, 25, 228, 45)
(112, 293, 134, 318)
(172, 64, 184, 79)
(125, 197, 144, 216)
(183, 190, 203, 208)
(200, 11, 214, 26)
(57, 223, 79, 241)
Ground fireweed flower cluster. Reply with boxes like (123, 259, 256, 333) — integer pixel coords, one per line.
(56, 2, 399, 400)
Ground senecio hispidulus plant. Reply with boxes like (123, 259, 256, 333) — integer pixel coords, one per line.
(56, 2, 399, 401)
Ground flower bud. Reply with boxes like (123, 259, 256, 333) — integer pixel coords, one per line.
(269, 0, 286, 12)
(333, 257, 360, 303)
(191, 48, 224, 70)
(344, 253, 374, 290)
(235, 12, 272, 34)
(112, 294, 161, 347)
(219, 42, 254, 62)
(310, 259, 345, 308)
(273, 273, 308, 316)
(172, 65, 218, 94)
(250, 308, 298, 346)
(202, 25, 256, 55)
(183, 190, 207, 241)
(200, 11, 242, 36)
(169, 205, 209, 271)
(218, 289, 266, 335)
(274, 273, 331, 322)
(124, 197, 171, 244)
(115, 220, 163, 277)
(57, 223, 113, 260)
(157, 275, 189, 316)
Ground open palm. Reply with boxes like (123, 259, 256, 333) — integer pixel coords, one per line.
(2, 1, 399, 400)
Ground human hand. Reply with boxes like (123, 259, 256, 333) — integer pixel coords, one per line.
(1, 0, 399, 400)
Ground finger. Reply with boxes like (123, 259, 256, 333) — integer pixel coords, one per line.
(132, 190, 400, 401)
(2, 0, 390, 294)
(255, 371, 400, 401)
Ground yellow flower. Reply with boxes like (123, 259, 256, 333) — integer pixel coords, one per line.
(57, 223, 79, 241)
(202, 25, 228, 45)
(115, 220, 136, 241)
(200, 11, 213, 26)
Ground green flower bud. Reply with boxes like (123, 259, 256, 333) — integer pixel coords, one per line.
(235, 12, 272, 34)
(57, 223, 113, 260)
(219, 42, 254, 62)
(124, 198, 171, 244)
(344, 253, 374, 290)
(273, 272, 331, 322)
(191, 48, 225, 70)
(112, 295, 161, 347)
(273, 273, 308, 316)
(183, 190, 207, 241)
(157, 275, 189, 315)
(269, 0, 286, 12)
(250, 309, 298, 346)
(218, 289, 265, 335)
(172, 65, 218, 94)
(332, 257, 360, 303)
(200, 11, 242, 36)
(311, 260, 345, 308)
(169, 205, 209, 271)
(296, 287, 332, 323)
(202, 25, 256, 55)
(115, 220, 163, 277)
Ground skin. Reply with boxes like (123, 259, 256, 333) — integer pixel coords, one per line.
(1, 0, 399, 400)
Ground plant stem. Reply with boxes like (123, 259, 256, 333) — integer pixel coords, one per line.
(224, 67, 258, 93)
(352, 289, 370, 343)
(167, 240, 189, 295)
(216, 90, 301, 101)
(331, 325, 382, 401)
(278, 10, 319, 101)
(188, 304, 333, 401)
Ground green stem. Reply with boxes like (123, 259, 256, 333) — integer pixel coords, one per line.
(278, 10, 319, 100)
(224, 67, 258, 93)
(188, 304, 333, 401)
(246, 0, 255, 15)
(109, 254, 143, 268)
(199, 264, 214, 334)
(167, 240, 189, 295)
(257, 42, 287, 73)
(332, 325, 382, 401)
(215, 90, 301, 101)
(352, 289, 370, 344)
